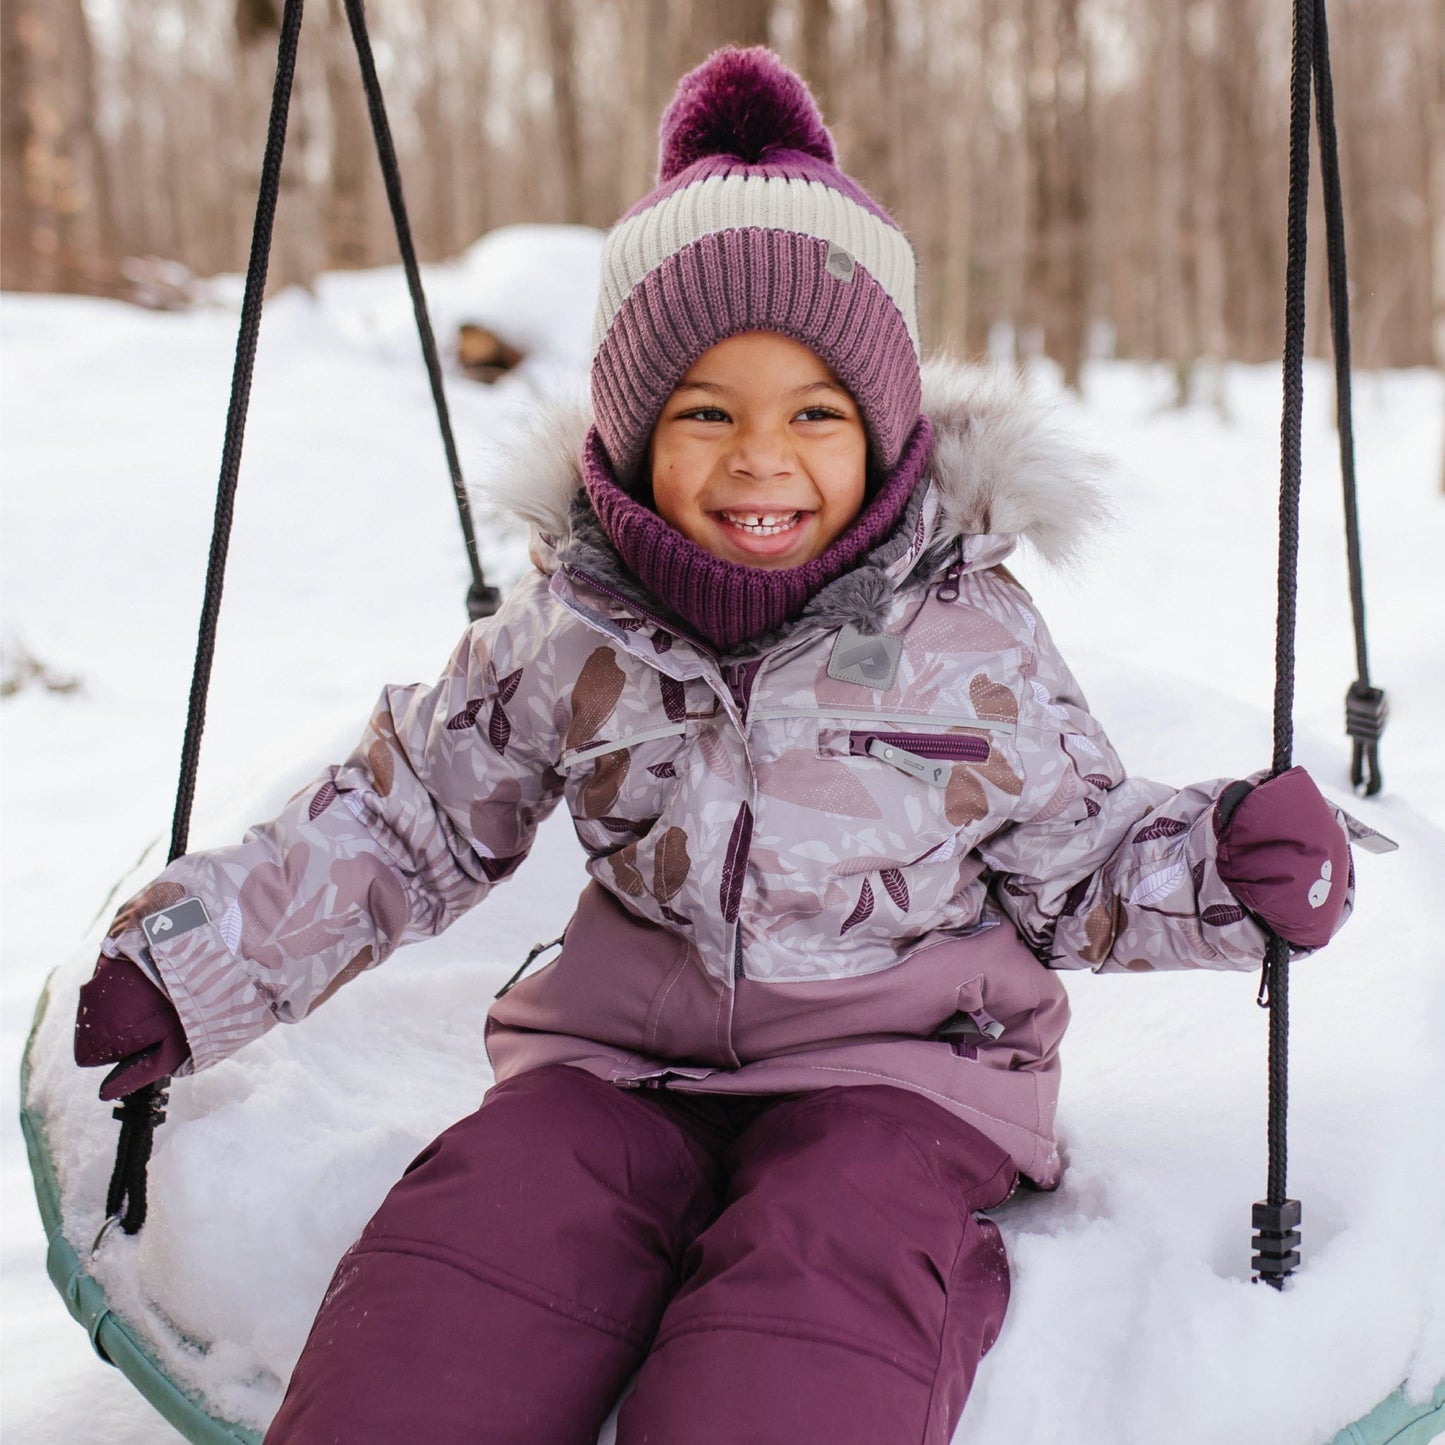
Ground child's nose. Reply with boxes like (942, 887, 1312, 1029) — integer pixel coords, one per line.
(727, 423, 794, 480)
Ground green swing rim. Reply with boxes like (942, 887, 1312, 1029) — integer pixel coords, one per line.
(20, 971, 263, 1445)
(19, 968, 1444, 1445)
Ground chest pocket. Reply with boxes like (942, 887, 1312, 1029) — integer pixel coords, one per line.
(813, 718, 1024, 845)
(559, 725, 692, 848)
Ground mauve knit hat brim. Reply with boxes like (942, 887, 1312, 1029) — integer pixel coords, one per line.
(589, 47, 923, 487)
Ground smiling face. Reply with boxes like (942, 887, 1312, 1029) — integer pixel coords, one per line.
(646, 331, 869, 569)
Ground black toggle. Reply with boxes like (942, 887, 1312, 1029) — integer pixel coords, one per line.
(1345, 681, 1387, 796)
(1251, 1198, 1302, 1287)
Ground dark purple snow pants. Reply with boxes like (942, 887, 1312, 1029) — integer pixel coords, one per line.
(264, 1064, 1015, 1444)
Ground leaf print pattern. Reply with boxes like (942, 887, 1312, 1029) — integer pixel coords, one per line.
(367, 739, 394, 797)
(659, 675, 687, 724)
(1136, 816, 1189, 843)
(969, 672, 1018, 723)
(879, 867, 910, 912)
(1079, 897, 1127, 965)
(976, 746, 1025, 795)
(653, 827, 691, 904)
(488, 702, 512, 754)
(608, 846, 645, 897)
(754, 753, 883, 819)
(720, 803, 752, 923)
(566, 647, 625, 750)
(308, 781, 339, 820)
(841, 878, 875, 934)
(1202, 903, 1246, 927)
(581, 748, 630, 818)
(1128, 861, 1187, 907)
(647, 761, 676, 779)
(446, 700, 485, 731)
(945, 765, 988, 826)
(218, 901, 242, 954)
(697, 725, 733, 781)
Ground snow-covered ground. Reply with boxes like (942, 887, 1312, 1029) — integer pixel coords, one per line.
(3, 227, 1443, 1445)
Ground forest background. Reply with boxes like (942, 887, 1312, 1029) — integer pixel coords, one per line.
(3, 0, 1443, 390)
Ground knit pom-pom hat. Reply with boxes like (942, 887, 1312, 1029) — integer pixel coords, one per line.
(589, 46, 923, 486)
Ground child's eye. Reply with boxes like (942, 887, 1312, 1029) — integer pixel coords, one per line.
(797, 406, 845, 423)
(678, 407, 730, 423)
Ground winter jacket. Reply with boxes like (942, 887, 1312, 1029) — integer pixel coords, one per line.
(100, 362, 1324, 1188)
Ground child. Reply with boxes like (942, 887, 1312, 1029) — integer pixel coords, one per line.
(74, 47, 1353, 1445)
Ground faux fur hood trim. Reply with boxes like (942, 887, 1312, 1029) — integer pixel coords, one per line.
(474, 357, 1112, 574)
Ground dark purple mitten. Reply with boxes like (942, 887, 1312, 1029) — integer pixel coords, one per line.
(75, 954, 191, 1101)
(1214, 766, 1352, 950)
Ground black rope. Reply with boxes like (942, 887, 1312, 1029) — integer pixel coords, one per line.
(340, 0, 498, 622)
(104, 0, 306, 1241)
(1311, 0, 1386, 795)
(105, 1088, 169, 1235)
(1250, 0, 1314, 1291)
(105, 0, 496, 1236)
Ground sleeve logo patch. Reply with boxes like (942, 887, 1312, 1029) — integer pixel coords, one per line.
(142, 897, 212, 948)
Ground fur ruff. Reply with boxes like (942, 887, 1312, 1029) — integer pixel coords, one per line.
(475, 358, 1112, 580)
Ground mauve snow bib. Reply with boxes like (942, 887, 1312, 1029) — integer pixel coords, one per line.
(264, 1064, 1015, 1445)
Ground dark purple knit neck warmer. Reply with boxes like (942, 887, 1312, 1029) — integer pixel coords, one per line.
(581, 415, 934, 651)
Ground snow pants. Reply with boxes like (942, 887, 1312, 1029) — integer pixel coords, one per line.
(264, 1063, 1016, 1445)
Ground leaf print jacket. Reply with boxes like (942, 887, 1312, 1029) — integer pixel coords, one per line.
(100, 360, 1352, 1187)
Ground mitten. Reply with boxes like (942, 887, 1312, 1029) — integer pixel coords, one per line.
(74, 954, 191, 1101)
(1214, 765, 1352, 949)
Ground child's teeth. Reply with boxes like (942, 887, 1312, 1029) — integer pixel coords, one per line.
(723, 511, 799, 535)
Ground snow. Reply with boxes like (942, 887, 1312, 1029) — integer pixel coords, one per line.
(3, 226, 1443, 1445)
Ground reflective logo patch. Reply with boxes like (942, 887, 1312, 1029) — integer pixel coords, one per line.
(142, 896, 212, 948)
(824, 243, 856, 282)
(827, 625, 902, 690)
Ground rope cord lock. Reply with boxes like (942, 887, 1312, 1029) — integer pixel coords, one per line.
(1345, 681, 1387, 796)
(1252, 1198, 1302, 1288)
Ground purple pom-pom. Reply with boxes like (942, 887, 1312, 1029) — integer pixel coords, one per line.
(658, 46, 834, 182)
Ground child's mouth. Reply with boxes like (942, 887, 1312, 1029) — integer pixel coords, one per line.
(716, 510, 805, 538)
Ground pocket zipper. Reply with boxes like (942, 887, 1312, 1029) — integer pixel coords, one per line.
(850, 731, 990, 788)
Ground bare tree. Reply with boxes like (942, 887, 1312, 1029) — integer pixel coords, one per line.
(322, 0, 372, 269)
(0, 0, 121, 293)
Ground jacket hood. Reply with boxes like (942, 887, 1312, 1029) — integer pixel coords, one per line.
(475, 357, 1112, 580)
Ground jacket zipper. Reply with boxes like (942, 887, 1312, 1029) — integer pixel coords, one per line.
(936, 539, 965, 602)
(563, 565, 717, 658)
(851, 731, 990, 788)
(849, 731, 991, 762)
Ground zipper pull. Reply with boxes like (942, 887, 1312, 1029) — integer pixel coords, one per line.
(866, 738, 950, 788)
(937, 539, 965, 602)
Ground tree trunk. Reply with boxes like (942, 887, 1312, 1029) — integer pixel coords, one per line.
(797, 0, 832, 121)
(323, 0, 372, 269)
(0, 0, 123, 294)
(234, 0, 320, 293)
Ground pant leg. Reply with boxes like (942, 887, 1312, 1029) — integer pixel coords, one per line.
(265, 1065, 732, 1445)
(616, 1085, 1016, 1445)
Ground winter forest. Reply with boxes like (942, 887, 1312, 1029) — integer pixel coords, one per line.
(4, 0, 1444, 386)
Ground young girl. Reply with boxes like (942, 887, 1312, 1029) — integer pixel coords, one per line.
(74, 46, 1353, 1445)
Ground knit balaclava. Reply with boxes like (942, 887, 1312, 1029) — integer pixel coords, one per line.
(584, 45, 931, 651)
